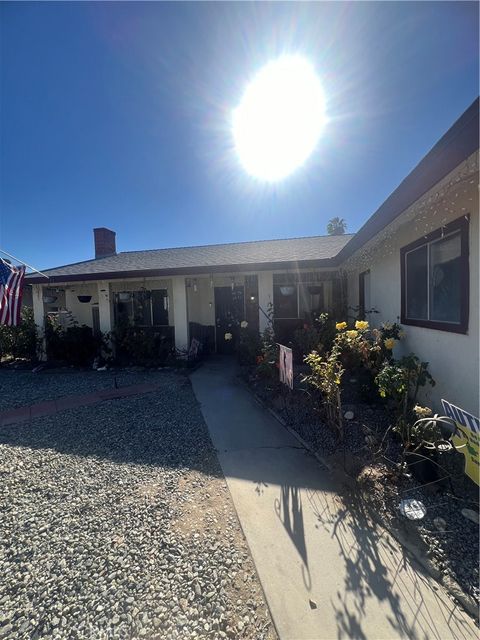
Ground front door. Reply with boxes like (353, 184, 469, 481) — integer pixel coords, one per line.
(215, 286, 245, 354)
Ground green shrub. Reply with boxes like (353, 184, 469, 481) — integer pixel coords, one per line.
(375, 354, 435, 433)
(237, 326, 262, 365)
(111, 324, 173, 366)
(303, 343, 344, 437)
(256, 324, 279, 379)
(0, 307, 39, 361)
(46, 317, 106, 366)
(293, 313, 337, 362)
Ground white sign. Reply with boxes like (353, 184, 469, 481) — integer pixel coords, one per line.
(279, 344, 293, 390)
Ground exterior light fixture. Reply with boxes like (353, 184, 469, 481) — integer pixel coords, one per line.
(231, 277, 235, 291)
(210, 275, 214, 288)
(77, 295, 92, 303)
(193, 279, 198, 293)
(250, 295, 256, 302)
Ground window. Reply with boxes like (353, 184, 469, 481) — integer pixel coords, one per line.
(358, 270, 371, 320)
(114, 290, 169, 327)
(273, 284, 298, 319)
(401, 216, 469, 333)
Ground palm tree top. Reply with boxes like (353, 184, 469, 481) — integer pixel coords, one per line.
(327, 217, 347, 235)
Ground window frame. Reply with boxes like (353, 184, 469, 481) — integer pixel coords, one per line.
(400, 215, 469, 334)
(114, 289, 169, 328)
(273, 283, 299, 320)
(358, 269, 370, 320)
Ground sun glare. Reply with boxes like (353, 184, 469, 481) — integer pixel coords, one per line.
(232, 56, 326, 182)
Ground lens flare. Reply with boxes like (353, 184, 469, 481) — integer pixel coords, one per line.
(233, 56, 326, 182)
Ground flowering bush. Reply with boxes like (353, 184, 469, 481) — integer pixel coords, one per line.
(303, 343, 344, 437)
(293, 313, 336, 361)
(375, 354, 435, 433)
(237, 323, 262, 365)
(303, 318, 411, 430)
(256, 323, 279, 379)
(333, 319, 406, 374)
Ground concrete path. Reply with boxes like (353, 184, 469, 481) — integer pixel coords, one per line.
(191, 358, 478, 640)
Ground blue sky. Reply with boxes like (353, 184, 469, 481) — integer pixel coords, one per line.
(1, 1, 478, 270)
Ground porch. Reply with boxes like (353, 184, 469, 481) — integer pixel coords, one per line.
(31, 268, 346, 359)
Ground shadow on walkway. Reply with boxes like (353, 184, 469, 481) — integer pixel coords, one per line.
(307, 485, 475, 640)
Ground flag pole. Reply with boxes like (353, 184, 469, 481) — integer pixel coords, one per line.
(0, 248, 50, 279)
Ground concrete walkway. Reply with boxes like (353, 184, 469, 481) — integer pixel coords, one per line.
(191, 357, 477, 640)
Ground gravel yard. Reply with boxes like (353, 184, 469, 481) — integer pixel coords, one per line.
(0, 368, 182, 412)
(0, 371, 275, 639)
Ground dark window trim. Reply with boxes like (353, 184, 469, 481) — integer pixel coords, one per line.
(358, 269, 370, 320)
(400, 215, 469, 334)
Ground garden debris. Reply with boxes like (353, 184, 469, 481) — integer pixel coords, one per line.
(461, 508, 479, 525)
(398, 499, 426, 520)
(433, 517, 447, 532)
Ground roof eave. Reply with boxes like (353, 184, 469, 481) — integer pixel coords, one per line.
(336, 97, 479, 264)
(25, 257, 339, 285)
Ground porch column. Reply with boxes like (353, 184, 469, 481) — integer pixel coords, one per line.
(257, 271, 274, 333)
(172, 276, 188, 351)
(32, 284, 46, 361)
(97, 281, 113, 334)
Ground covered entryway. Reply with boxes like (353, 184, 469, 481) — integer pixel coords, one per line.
(214, 286, 245, 354)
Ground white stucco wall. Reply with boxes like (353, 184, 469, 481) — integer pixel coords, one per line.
(344, 153, 479, 416)
(65, 284, 99, 327)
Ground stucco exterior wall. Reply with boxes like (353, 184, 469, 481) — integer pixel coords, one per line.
(65, 284, 99, 327)
(344, 153, 479, 416)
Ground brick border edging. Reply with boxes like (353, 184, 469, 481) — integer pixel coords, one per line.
(240, 377, 479, 623)
(0, 383, 161, 427)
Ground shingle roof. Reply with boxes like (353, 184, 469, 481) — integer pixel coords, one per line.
(26, 234, 354, 283)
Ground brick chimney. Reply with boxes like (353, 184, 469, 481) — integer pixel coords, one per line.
(94, 228, 116, 259)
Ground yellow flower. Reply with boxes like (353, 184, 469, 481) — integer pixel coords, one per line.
(413, 405, 432, 418)
(384, 338, 395, 350)
(346, 330, 358, 339)
(398, 330, 406, 339)
(224, 332, 233, 341)
(336, 322, 347, 331)
(355, 320, 369, 331)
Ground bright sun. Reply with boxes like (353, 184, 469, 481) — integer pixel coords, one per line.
(232, 56, 326, 182)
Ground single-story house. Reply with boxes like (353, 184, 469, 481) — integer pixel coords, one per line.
(27, 98, 479, 415)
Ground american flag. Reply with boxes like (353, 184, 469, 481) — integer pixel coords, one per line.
(0, 259, 26, 326)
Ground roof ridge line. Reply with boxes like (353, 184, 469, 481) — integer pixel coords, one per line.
(119, 233, 355, 255)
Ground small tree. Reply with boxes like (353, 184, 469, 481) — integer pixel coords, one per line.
(327, 217, 347, 235)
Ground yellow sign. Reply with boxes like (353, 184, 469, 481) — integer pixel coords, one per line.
(441, 399, 479, 486)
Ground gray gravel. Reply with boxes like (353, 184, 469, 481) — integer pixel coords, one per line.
(0, 373, 274, 639)
(0, 368, 178, 412)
